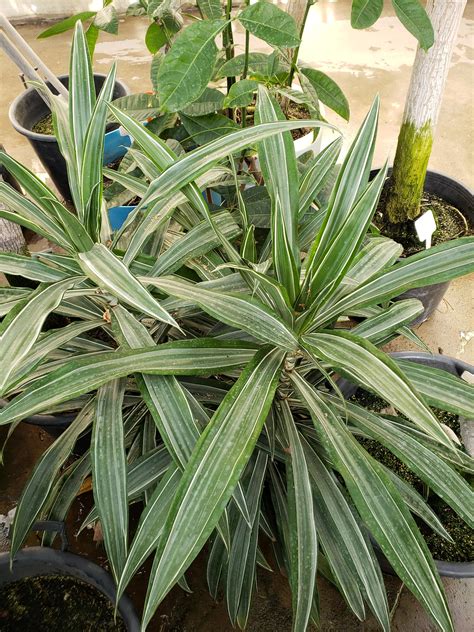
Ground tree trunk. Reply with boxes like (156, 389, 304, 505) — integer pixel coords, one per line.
(0, 215, 26, 254)
(385, 0, 467, 224)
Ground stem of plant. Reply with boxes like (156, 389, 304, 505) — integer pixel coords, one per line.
(223, 0, 235, 95)
(287, 0, 313, 87)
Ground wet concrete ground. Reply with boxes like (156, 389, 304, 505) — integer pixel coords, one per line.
(0, 1, 473, 630)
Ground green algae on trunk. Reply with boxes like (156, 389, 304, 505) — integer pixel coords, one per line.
(384, 121, 433, 224)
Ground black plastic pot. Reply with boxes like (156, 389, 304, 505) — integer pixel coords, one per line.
(338, 351, 474, 578)
(9, 74, 129, 200)
(0, 546, 139, 630)
(371, 168, 473, 326)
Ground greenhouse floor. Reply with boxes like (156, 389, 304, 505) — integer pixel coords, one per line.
(0, 1, 473, 630)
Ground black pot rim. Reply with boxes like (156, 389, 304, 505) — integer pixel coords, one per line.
(0, 547, 140, 630)
(338, 351, 474, 578)
(9, 73, 129, 143)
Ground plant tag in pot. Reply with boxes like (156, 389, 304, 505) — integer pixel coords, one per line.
(415, 210, 436, 249)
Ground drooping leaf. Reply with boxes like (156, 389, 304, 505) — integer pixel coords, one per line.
(351, 0, 383, 29)
(145, 21, 168, 54)
(300, 68, 350, 121)
(223, 80, 259, 109)
(392, 0, 434, 50)
(238, 2, 300, 47)
(93, 4, 119, 34)
(141, 348, 284, 629)
(180, 87, 225, 117)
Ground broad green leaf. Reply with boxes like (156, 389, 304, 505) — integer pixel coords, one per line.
(392, 0, 434, 50)
(180, 113, 239, 145)
(92, 379, 128, 581)
(316, 237, 474, 326)
(110, 93, 161, 122)
(303, 330, 454, 449)
(93, 4, 119, 34)
(292, 374, 453, 632)
(395, 360, 474, 418)
(157, 19, 226, 112)
(0, 279, 77, 395)
(0, 339, 257, 426)
(141, 348, 284, 628)
(300, 68, 350, 121)
(144, 276, 298, 351)
(351, 0, 383, 29)
(180, 87, 225, 116)
(197, 0, 223, 19)
(37, 12, 96, 38)
(216, 52, 275, 78)
(238, 2, 300, 47)
(223, 80, 259, 109)
(280, 402, 317, 632)
(10, 401, 94, 558)
(77, 243, 178, 327)
(255, 86, 300, 302)
(145, 22, 167, 54)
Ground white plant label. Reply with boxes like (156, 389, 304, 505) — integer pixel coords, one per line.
(414, 210, 436, 249)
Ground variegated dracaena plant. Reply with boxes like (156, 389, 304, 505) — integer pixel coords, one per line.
(0, 22, 473, 632)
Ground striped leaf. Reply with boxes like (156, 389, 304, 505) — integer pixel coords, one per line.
(70, 20, 95, 161)
(255, 86, 300, 302)
(0, 253, 68, 282)
(10, 401, 94, 558)
(92, 379, 128, 581)
(77, 243, 178, 327)
(144, 276, 298, 351)
(0, 340, 257, 426)
(298, 137, 342, 218)
(280, 401, 317, 632)
(0, 279, 78, 395)
(351, 299, 424, 343)
(292, 373, 453, 632)
(330, 397, 474, 528)
(395, 359, 474, 418)
(315, 236, 474, 326)
(303, 330, 454, 449)
(141, 348, 284, 629)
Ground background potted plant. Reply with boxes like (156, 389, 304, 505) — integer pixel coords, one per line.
(1, 25, 474, 627)
(371, 0, 472, 322)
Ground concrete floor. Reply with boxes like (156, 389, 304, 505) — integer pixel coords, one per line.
(0, 1, 473, 630)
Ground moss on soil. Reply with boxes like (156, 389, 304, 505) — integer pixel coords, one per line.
(375, 190, 471, 256)
(0, 574, 126, 631)
(32, 113, 54, 135)
(351, 390, 472, 563)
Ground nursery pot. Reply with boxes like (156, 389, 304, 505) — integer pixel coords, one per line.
(9, 74, 129, 200)
(338, 351, 474, 579)
(0, 537, 139, 631)
(371, 168, 473, 325)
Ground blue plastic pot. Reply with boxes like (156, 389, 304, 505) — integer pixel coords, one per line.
(108, 205, 136, 231)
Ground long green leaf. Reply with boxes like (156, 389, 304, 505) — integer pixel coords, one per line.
(144, 276, 298, 351)
(141, 348, 283, 629)
(238, 2, 300, 47)
(292, 373, 453, 632)
(0, 279, 78, 395)
(351, 299, 424, 343)
(280, 401, 317, 632)
(77, 243, 178, 327)
(303, 330, 454, 449)
(392, 0, 434, 50)
(92, 379, 128, 581)
(10, 401, 94, 558)
(0, 339, 257, 426)
(255, 86, 300, 302)
(0, 253, 68, 282)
